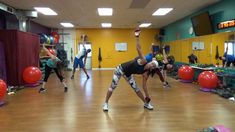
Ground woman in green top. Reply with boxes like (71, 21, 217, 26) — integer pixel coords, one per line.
(39, 45, 68, 93)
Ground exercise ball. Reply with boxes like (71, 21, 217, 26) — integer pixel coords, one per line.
(178, 65, 194, 80)
(39, 34, 47, 44)
(23, 67, 42, 84)
(51, 32, 60, 40)
(214, 125, 231, 132)
(0, 79, 7, 101)
(156, 53, 163, 61)
(49, 35, 54, 44)
(46, 35, 50, 44)
(48, 48, 56, 55)
(198, 71, 218, 89)
(53, 36, 58, 44)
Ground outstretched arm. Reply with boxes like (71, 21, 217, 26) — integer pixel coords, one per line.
(162, 46, 168, 63)
(135, 29, 147, 64)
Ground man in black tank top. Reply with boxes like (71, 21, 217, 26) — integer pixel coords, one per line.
(103, 29, 159, 111)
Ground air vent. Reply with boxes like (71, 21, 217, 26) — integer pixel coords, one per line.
(129, 0, 150, 9)
(0, 2, 16, 14)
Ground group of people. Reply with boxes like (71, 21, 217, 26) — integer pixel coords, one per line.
(188, 45, 235, 68)
(39, 43, 91, 93)
(102, 29, 175, 111)
(39, 29, 175, 112)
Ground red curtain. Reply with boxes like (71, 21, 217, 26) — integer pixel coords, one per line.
(0, 30, 40, 86)
(0, 41, 7, 82)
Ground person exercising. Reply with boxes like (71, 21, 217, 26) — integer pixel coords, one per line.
(39, 44, 68, 93)
(219, 45, 235, 67)
(71, 44, 91, 79)
(156, 46, 174, 87)
(102, 29, 159, 111)
(188, 52, 198, 64)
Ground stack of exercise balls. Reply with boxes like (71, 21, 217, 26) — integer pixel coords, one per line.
(0, 79, 7, 106)
(178, 65, 194, 82)
(23, 66, 42, 84)
(39, 32, 60, 45)
(198, 71, 218, 92)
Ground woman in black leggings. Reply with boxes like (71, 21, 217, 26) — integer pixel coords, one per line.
(39, 45, 68, 93)
(102, 29, 159, 111)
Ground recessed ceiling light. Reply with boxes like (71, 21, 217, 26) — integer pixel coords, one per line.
(101, 23, 112, 28)
(60, 23, 74, 27)
(139, 23, 151, 28)
(34, 7, 57, 15)
(98, 8, 113, 16)
(152, 8, 173, 16)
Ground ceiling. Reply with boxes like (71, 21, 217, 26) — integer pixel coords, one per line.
(0, 0, 221, 29)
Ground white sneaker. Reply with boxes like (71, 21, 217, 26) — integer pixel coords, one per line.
(144, 103, 154, 110)
(103, 103, 109, 111)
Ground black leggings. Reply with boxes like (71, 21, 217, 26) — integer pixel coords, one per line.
(43, 65, 64, 82)
(226, 61, 235, 67)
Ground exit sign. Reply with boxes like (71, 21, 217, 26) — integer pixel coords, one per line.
(218, 19, 235, 29)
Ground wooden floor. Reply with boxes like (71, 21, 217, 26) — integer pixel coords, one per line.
(0, 70, 235, 132)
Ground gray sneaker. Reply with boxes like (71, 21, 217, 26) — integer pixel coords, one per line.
(71, 75, 74, 79)
(103, 103, 109, 111)
(38, 88, 46, 93)
(144, 103, 154, 110)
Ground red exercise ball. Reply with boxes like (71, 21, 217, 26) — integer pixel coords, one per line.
(48, 48, 56, 55)
(0, 79, 7, 100)
(51, 32, 60, 40)
(198, 71, 218, 89)
(53, 37, 59, 44)
(178, 65, 194, 80)
(23, 67, 42, 84)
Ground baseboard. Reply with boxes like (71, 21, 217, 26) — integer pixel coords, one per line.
(92, 68, 115, 70)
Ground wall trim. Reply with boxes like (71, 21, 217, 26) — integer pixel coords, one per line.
(92, 68, 115, 70)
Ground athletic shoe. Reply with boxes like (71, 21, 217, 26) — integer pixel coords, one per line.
(71, 75, 74, 79)
(163, 84, 170, 88)
(163, 82, 171, 88)
(38, 88, 46, 93)
(103, 103, 109, 111)
(144, 103, 154, 110)
(64, 87, 68, 92)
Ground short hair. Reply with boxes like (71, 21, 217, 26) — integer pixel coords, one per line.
(87, 49, 91, 53)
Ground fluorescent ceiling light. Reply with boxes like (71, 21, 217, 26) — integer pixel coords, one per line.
(60, 23, 74, 27)
(101, 23, 112, 28)
(152, 8, 173, 16)
(98, 8, 113, 16)
(34, 7, 57, 15)
(139, 23, 151, 28)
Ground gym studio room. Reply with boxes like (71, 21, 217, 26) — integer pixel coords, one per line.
(0, 0, 235, 131)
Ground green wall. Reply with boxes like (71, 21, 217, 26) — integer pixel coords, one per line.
(163, 0, 235, 42)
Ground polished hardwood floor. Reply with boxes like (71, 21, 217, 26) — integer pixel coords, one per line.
(0, 70, 235, 132)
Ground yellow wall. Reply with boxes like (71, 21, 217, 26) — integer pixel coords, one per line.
(76, 28, 159, 68)
(168, 31, 235, 64)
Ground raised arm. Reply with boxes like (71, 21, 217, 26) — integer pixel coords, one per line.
(135, 29, 147, 64)
(162, 46, 168, 63)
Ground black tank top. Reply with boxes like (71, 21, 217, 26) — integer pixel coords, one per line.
(158, 61, 167, 70)
(121, 57, 147, 77)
